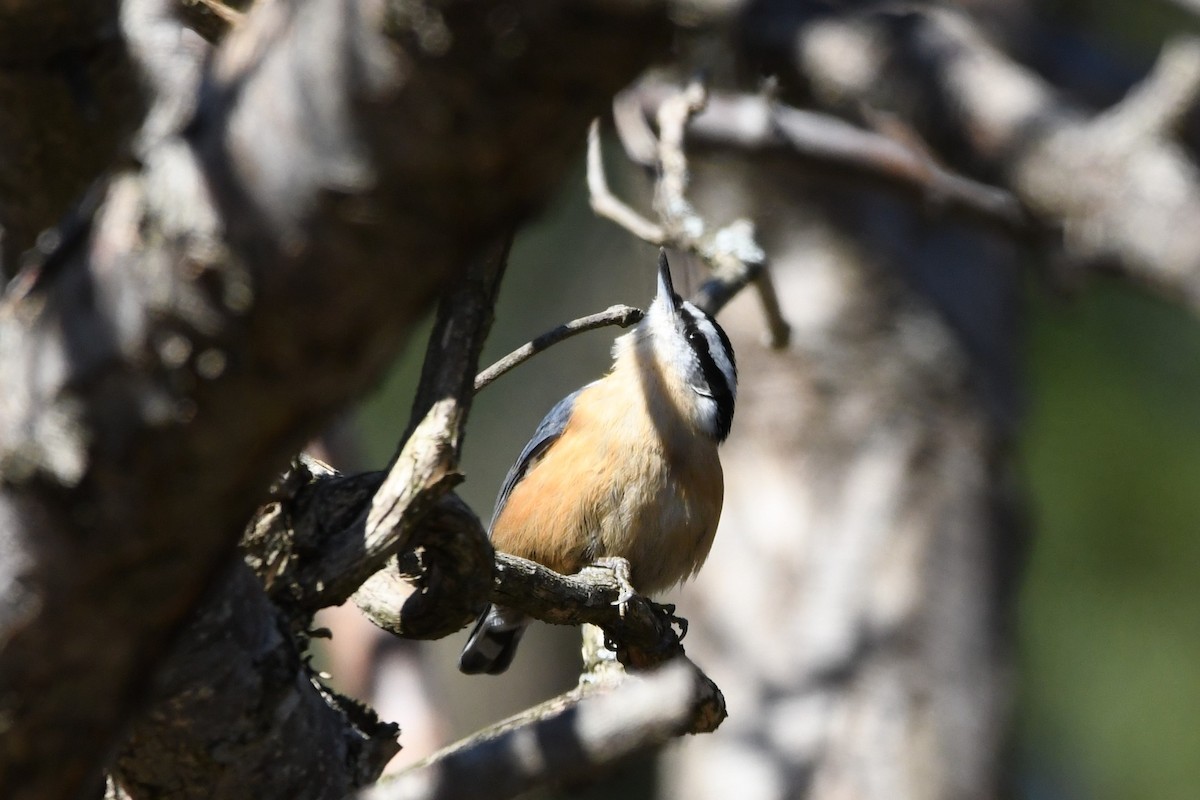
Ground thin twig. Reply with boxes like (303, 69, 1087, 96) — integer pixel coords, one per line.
(590, 83, 793, 349)
(586, 121, 666, 244)
(1095, 36, 1200, 142)
(612, 88, 659, 167)
(473, 303, 645, 393)
(751, 265, 790, 347)
(660, 84, 793, 347)
(192, 0, 245, 25)
(653, 77, 707, 230)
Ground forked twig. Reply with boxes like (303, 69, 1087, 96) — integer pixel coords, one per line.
(587, 121, 666, 244)
(589, 82, 792, 347)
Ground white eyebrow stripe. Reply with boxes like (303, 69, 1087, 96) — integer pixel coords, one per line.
(681, 301, 737, 398)
(703, 326, 736, 396)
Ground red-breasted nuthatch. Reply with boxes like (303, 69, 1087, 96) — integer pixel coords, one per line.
(459, 252, 737, 675)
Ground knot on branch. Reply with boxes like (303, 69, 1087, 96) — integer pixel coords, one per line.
(242, 454, 493, 638)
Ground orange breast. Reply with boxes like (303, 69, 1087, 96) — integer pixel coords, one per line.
(490, 377, 724, 595)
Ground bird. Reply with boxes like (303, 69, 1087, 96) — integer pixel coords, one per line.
(458, 250, 737, 675)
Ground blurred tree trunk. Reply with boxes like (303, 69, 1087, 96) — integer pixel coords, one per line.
(661, 161, 1023, 800)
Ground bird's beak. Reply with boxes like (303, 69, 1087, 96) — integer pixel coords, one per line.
(656, 249, 681, 311)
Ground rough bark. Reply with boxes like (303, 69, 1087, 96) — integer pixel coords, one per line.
(113, 562, 401, 799)
(0, 1, 671, 798)
(113, 233, 511, 798)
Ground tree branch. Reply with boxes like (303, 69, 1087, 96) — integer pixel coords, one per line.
(244, 463, 701, 666)
(590, 86, 791, 345)
(232, 446, 726, 800)
(0, 0, 672, 796)
(786, 9, 1200, 306)
(350, 491, 493, 641)
(587, 120, 668, 244)
(473, 303, 645, 393)
(113, 562, 401, 799)
(293, 238, 511, 610)
(494, 554, 684, 668)
(624, 82, 1027, 230)
(362, 659, 722, 800)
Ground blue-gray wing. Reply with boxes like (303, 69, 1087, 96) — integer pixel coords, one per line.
(490, 384, 592, 530)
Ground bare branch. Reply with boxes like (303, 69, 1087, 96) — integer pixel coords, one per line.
(362, 660, 722, 800)
(790, 9, 1200, 307)
(403, 235, 511, 443)
(246, 463, 684, 665)
(351, 492, 493, 641)
(113, 562, 401, 799)
(318, 239, 510, 605)
(489, 554, 725, 734)
(247, 238, 511, 617)
(1095, 36, 1200, 142)
(239, 453, 729, 779)
(611, 88, 660, 167)
(494, 554, 683, 667)
(628, 83, 1026, 230)
(592, 82, 792, 346)
(654, 77, 709, 229)
(473, 303, 645, 393)
(587, 120, 667, 244)
(244, 454, 492, 641)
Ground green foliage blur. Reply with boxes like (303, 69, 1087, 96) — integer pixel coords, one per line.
(1019, 282, 1200, 800)
(1016, 4, 1200, 798)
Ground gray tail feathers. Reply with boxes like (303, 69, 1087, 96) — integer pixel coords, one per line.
(459, 605, 528, 675)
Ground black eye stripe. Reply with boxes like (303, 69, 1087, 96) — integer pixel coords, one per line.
(679, 306, 736, 441)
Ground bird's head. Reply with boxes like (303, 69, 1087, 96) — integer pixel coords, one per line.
(629, 251, 737, 442)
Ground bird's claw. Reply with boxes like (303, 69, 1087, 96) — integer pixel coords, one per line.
(654, 601, 689, 640)
(592, 556, 637, 617)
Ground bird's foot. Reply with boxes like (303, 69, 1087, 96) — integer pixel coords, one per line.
(591, 556, 637, 617)
(653, 601, 689, 640)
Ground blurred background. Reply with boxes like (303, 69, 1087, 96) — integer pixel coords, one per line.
(329, 181, 1200, 800)
(324, 2, 1200, 799)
